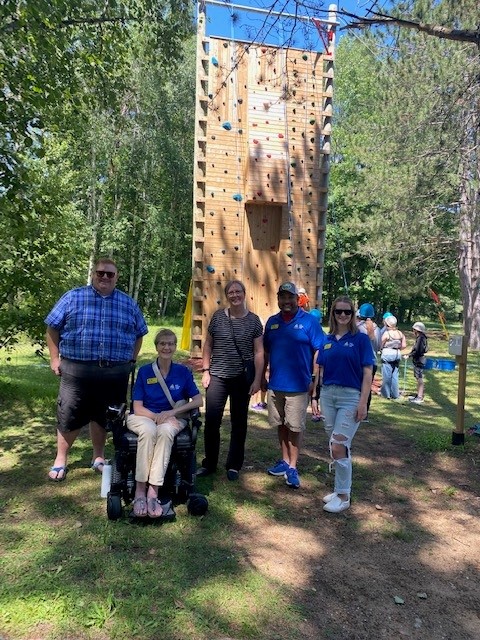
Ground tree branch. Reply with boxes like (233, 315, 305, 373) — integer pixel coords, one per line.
(340, 10, 480, 45)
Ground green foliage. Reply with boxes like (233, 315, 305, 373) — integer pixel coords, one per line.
(328, 5, 471, 317)
(0, 2, 196, 343)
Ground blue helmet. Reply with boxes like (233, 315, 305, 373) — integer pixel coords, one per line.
(383, 311, 393, 320)
(310, 308, 323, 321)
(358, 303, 375, 319)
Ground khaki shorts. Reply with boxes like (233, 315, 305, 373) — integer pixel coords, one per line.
(267, 390, 310, 433)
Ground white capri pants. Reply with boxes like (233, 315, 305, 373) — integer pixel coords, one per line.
(127, 414, 186, 487)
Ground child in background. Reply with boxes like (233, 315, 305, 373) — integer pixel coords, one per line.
(404, 321, 428, 404)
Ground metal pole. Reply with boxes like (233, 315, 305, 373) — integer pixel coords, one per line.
(452, 336, 468, 445)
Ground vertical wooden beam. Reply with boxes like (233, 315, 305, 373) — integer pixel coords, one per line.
(191, 2, 210, 356)
(315, 4, 338, 310)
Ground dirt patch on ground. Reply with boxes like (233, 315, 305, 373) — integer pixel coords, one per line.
(238, 414, 480, 640)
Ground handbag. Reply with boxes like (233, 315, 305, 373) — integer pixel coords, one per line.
(228, 310, 256, 386)
(151, 361, 191, 422)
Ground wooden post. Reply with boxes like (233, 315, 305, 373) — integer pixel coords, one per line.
(452, 336, 468, 445)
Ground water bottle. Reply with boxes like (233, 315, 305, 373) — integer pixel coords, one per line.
(100, 460, 112, 498)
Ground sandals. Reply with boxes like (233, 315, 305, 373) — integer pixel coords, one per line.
(48, 466, 68, 482)
(133, 496, 148, 517)
(91, 458, 105, 474)
(147, 497, 163, 518)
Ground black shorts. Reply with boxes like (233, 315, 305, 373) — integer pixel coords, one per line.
(56, 359, 131, 432)
(413, 363, 424, 380)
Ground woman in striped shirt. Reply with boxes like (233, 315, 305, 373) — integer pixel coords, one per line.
(197, 280, 263, 481)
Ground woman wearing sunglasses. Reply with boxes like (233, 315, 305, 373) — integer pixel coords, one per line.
(312, 296, 374, 513)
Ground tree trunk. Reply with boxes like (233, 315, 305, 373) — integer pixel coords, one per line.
(458, 72, 480, 349)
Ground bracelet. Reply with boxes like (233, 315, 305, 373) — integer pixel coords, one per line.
(202, 368, 210, 372)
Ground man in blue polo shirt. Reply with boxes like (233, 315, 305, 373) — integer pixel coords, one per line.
(263, 282, 324, 488)
(45, 257, 148, 481)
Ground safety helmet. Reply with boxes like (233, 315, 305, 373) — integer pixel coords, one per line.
(383, 311, 393, 320)
(358, 303, 375, 319)
(412, 321, 426, 333)
(309, 308, 323, 321)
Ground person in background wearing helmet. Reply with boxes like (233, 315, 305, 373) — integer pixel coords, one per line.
(380, 315, 406, 399)
(356, 303, 381, 421)
(381, 311, 394, 336)
(297, 287, 310, 311)
(404, 322, 428, 404)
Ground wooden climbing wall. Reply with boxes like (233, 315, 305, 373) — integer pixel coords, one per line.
(191, 9, 334, 356)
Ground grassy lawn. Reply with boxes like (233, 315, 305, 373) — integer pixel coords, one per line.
(0, 322, 479, 640)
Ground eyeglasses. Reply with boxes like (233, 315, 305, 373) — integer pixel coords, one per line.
(157, 341, 176, 347)
(227, 289, 244, 297)
(334, 309, 353, 316)
(95, 270, 116, 279)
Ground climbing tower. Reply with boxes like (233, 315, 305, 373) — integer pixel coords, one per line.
(191, 2, 337, 356)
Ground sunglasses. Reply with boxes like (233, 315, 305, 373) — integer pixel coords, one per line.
(95, 270, 116, 279)
(334, 309, 353, 316)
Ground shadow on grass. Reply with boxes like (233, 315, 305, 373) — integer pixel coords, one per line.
(1, 359, 480, 639)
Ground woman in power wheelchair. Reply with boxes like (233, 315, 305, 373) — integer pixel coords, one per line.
(106, 328, 205, 520)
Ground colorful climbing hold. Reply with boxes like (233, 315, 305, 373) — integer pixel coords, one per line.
(222, 122, 232, 130)
(211, 56, 219, 66)
(233, 194, 243, 202)
(302, 54, 308, 60)
(278, 133, 284, 138)
(206, 265, 215, 273)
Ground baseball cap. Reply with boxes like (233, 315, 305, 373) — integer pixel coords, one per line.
(277, 282, 298, 295)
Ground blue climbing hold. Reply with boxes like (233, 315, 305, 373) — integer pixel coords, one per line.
(233, 194, 243, 202)
(211, 56, 219, 66)
(206, 265, 215, 273)
(222, 122, 232, 131)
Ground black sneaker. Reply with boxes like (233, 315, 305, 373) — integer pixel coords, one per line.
(227, 469, 239, 481)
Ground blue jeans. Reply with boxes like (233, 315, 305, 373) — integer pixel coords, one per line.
(320, 385, 361, 496)
(381, 358, 400, 399)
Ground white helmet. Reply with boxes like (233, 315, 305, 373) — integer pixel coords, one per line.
(412, 321, 426, 333)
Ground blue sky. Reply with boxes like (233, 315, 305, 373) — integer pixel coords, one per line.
(203, 1, 389, 50)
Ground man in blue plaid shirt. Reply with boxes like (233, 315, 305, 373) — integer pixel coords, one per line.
(46, 257, 148, 481)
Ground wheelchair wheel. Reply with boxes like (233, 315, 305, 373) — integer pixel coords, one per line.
(107, 494, 123, 521)
(187, 492, 208, 516)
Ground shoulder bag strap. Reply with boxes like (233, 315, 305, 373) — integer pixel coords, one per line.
(228, 309, 246, 364)
(151, 360, 176, 409)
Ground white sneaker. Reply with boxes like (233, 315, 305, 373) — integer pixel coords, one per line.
(407, 395, 417, 401)
(323, 492, 337, 504)
(410, 397, 424, 404)
(323, 495, 350, 513)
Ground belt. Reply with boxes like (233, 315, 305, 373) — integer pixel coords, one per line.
(64, 358, 131, 368)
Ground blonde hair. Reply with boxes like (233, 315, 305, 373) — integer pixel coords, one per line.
(329, 295, 358, 335)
